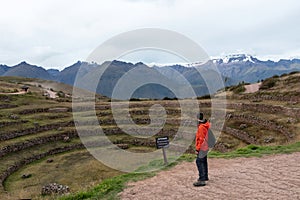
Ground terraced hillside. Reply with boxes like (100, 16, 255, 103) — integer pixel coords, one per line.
(0, 78, 80, 199)
(0, 72, 299, 199)
(0, 77, 196, 199)
(218, 72, 300, 151)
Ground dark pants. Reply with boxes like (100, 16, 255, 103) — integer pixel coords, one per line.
(196, 151, 208, 181)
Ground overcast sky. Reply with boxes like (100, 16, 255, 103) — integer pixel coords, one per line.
(1, 0, 300, 69)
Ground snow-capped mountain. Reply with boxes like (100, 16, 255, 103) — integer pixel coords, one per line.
(207, 54, 300, 83)
(212, 54, 259, 64)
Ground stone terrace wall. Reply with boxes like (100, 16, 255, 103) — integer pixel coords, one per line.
(0, 130, 78, 158)
(227, 103, 300, 118)
(226, 113, 294, 140)
(0, 121, 74, 141)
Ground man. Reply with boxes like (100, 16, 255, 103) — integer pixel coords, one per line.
(194, 112, 210, 187)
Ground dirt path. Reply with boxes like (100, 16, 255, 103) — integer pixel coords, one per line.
(244, 82, 261, 93)
(0, 91, 26, 95)
(45, 89, 57, 98)
(120, 152, 300, 200)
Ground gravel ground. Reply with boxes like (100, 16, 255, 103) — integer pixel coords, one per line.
(120, 152, 300, 200)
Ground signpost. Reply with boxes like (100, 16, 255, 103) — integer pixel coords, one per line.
(155, 136, 169, 165)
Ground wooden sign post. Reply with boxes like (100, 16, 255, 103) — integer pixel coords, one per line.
(155, 136, 169, 165)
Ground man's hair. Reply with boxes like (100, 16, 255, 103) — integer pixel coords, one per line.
(197, 112, 206, 125)
(197, 112, 204, 120)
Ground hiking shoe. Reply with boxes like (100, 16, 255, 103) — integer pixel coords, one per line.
(193, 180, 206, 187)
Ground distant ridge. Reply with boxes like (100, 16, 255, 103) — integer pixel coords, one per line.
(2, 61, 52, 80)
(1, 54, 300, 98)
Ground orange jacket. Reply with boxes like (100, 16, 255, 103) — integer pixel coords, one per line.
(195, 121, 210, 151)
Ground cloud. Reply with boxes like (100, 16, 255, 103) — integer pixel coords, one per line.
(0, 0, 300, 69)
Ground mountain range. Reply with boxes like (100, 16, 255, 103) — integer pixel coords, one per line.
(1, 54, 300, 99)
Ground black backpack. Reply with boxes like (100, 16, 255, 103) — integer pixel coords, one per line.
(206, 129, 216, 148)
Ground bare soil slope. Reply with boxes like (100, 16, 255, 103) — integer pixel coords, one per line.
(244, 82, 261, 93)
(121, 152, 300, 200)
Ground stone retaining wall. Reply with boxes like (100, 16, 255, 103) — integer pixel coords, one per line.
(0, 121, 74, 141)
(0, 104, 17, 109)
(226, 113, 294, 140)
(18, 107, 72, 115)
(0, 130, 78, 158)
(0, 120, 28, 128)
(227, 103, 300, 118)
(235, 92, 300, 102)
(223, 126, 258, 144)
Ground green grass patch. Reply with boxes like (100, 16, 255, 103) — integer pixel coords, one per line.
(59, 172, 155, 200)
(209, 142, 300, 158)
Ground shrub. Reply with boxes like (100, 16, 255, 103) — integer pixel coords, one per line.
(129, 98, 141, 101)
(289, 71, 300, 75)
(230, 83, 246, 94)
(163, 97, 178, 100)
(259, 77, 277, 90)
(57, 91, 65, 98)
(280, 73, 288, 77)
(197, 95, 211, 100)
